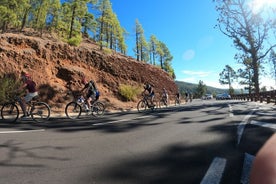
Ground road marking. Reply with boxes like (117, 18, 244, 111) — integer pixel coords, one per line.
(240, 153, 255, 184)
(228, 104, 234, 117)
(0, 129, 45, 134)
(200, 157, 227, 184)
(250, 120, 276, 130)
(134, 115, 152, 119)
(255, 111, 276, 116)
(237, 109, 255, 145)
(93, 115, 153, 126)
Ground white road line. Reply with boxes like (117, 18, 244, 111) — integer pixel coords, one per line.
(240, 153, 255, 184)
(93, 115, 152, 126)
(134, 115, 152, 119)
(0, 129, 45, 134)
(255, 112, 276, 116)
(200, 157, 227, 184)
(228, 104, 234, 117)
(237, 110, 256, 145)
(250, 120, 276, 130)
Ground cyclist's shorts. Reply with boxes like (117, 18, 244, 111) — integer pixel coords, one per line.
(149, 92, 155, 97)
(24, 92, 38, 102)
(95, 91, 100, 100)
(86, 91, 95, 99)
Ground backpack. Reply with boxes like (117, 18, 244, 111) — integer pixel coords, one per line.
(88, 80, 97, 92)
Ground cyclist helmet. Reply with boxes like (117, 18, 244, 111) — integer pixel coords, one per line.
(144, 83, 149, 89)
(21, 71, 31, 81)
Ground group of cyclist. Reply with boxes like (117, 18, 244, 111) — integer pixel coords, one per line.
(142, 82, 181, 107)
(18, 71, 181, 118)
(18, 72, 100, 118)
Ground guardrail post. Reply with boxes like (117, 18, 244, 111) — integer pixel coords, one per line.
(267, 96, 271, 103)
(260, 96, 263, 103)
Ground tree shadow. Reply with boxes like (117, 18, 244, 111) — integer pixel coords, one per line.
(0, 139, 71, 167)
(78, 117, 274, 184)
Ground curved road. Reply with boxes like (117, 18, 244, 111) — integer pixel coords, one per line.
(0, 99, 275, 184)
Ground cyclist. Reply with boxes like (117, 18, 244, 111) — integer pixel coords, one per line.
(161, 88, 169, 105)
(81, 77, 99, 110)
(18, 71, 38, 118)
(175, 91, 180, 103)
(143, 83, 155, 107)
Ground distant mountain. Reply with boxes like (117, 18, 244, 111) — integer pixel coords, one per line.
(175, 80, 228, 96)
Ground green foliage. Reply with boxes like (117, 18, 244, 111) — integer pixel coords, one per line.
(68, 35, 82, 46)
(102, 47, 113, 55)
(118, 84, 140, 101)
(0, 0, 176, 78)
(0, 74, 22, 104)
(175, 80, 228, 97)
(196, 80, 207, 98)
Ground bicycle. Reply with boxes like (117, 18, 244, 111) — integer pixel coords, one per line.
(175, 97, 181, 105)
(159, 95, 168, 108)
(65, 95, 105, 119)
(1, 95, 51, 123)
(137, 93, 157, 113)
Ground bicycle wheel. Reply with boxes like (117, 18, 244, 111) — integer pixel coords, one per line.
(137, 100, 147, 113)
(159, 99, 167, 108)
(92, 101, 105, 117)
(30, 102, 51, 123)
(1, 103, 19, 123)
(65, 102, 81, 119)
(175, 99, 180, 105)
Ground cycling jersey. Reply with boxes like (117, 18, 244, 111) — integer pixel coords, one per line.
(25, 80, 37, 93)
(84, 80, 97, 93)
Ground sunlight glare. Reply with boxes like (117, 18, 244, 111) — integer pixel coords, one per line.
(249, 0, 276, 13)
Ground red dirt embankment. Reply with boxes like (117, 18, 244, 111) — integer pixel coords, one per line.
(0, 32, 178, 114)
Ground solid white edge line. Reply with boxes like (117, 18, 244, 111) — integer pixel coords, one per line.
(200, 157, 227, 184)
(250, 120, 276, 130)
(0, 129, 45, 134)
(237, 110, 255, 145)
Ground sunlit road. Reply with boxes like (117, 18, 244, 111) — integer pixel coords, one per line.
(0, 99, 275, 184)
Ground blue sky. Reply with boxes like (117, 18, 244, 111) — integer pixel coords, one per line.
(109, 0, 276, 89)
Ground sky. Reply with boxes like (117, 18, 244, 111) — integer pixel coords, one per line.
(109, 0, 276, 90)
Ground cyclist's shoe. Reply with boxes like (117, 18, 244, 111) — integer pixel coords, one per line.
(85, 108, 92, 115)
(20, 114, 30, 119)
(86, 111, 92, 115)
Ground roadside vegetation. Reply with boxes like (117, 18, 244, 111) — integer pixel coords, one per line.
(214, 0, 276, 96)
(0, 0, 175, 78)
(118, 84, 141, 101)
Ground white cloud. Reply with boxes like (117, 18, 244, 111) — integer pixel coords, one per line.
(182, 70, 213, 77)
(182, 49, 195, 61)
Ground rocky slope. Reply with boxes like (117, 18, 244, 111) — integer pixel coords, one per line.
(0, 31, 178, 113)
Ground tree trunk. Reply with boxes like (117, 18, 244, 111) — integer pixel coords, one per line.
(252, 56, 260, 97)
(69, 5, 76, 39)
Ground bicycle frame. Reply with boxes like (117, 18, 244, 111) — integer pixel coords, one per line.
(65, 95, 105, 119)
(142, 95, 152, 108)
(137, 94, 156, 113)
(1, 95, 51, 123)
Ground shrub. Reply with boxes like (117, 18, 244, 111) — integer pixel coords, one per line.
(0, 74, 22, 104)
(118, 84, 141, 101)
(68, 35, 82, 46)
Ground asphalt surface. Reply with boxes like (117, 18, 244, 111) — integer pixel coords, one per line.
(0, 99, 275, 184)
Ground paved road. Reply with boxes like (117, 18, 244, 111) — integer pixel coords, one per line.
(0, 99, 275, 184)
